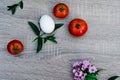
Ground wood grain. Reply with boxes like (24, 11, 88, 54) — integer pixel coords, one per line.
(0, 0, 120, 80)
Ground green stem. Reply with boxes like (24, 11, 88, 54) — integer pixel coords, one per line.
(32, 36, 38, 42)
(40, 33, 46, 36)
(75, 24, 80, 29)
(13, 46, 19, 51)
(59, 6, 64, 12)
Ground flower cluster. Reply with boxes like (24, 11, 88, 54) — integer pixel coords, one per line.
(72, 60, 97, 80)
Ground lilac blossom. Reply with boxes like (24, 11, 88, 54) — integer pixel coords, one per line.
(73, 61, 82, 68)
(73, 60, 98, 80)
(81, 60, 91, 70)
(89, 66, 97, 73)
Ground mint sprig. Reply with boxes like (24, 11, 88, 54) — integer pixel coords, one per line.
(28, 21, 63, 53)
(7, 0, 23, 15)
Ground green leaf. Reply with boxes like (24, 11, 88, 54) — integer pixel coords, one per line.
(19, 0, 23, 9)
(32, 36, 38, 42)
(7, 4, 18, 10)
(44, 38, 47, 43)
(94, 69, 104, 75)
(85, 74, 98, 80)
(36, 37, 43, 53)
(7, 4, 18, 15)
(44, 34, 57, 44)
(11, 6, 17, 15)
(108, 76, 119, 80)
(28, 21, 40, 36)
(54, 23, 64, 31)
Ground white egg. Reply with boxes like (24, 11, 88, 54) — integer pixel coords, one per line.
(39, 15, 55, 33)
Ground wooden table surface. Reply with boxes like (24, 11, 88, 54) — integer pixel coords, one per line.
(0, 0, 120, 80)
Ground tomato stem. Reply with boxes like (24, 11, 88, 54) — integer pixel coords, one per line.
(13, 46, 19, 51)
(75, 24, 80, 29)
(59, 6, 64, 12)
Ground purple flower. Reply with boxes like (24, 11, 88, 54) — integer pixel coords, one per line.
(73, 69, 77, 73)
(73, 60, 98, 80)
(74, 73, 86, 80)
(81, 60, 91, 70)
(74, 71, 86, 80)
(81, 73, 86, 80)
(73, 69, 79, 73)
(74, 77, 82, 80)
(74, 77, 80, 80)
(89, 66, 97, 73)
(74, 76, 83, 80)
(73, 61, 82, 68)
(74, 71, 83, 77)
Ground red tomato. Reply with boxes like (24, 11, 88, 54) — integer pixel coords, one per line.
(69, 18, 88, 37)
(53, 3, 69, 18)
(7, 40, 24, 55)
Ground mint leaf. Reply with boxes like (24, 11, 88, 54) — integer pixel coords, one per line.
(28, 21, 40, 36)
(7, 4, 18, 15)
(7, 4, 18, 10)
(36, 37, 43, 53)
(54, 23, 64, 31)
(44, 34, 57, 44)
(11, 6, 17, 15)
(44, 37, 47, 43)
(94, 69, 104, 75)
(19, 0, 23, 9)
(32, 36, 38, 42)
(108, 76, 119, 80)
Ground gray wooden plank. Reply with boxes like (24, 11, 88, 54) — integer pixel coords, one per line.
(0, 0, 120, 80)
